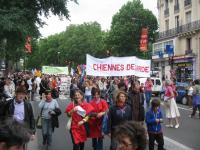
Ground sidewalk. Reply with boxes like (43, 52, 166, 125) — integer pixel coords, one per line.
(162, 136, 193, 150)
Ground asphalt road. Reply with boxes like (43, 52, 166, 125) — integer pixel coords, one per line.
(28, 94, 200, 150)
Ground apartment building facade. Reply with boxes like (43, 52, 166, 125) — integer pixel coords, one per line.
(152, 0, 200, 82)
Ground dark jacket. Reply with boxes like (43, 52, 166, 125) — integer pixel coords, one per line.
(4, 98, 35, 133)
(146, 108, 163, 133)
(39, 79, 49, 95)
(51, 108, 62, 132)
(108, 104, 132, 134)
(127, 91, 145, 121)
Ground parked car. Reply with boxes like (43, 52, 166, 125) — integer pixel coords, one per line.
(176, 85, 188, 105)
(160, 82, 189, 105)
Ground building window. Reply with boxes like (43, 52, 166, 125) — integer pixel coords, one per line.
(165, 19, 169, 30)
(165, 0, 169, 9)
(186, 38, 191, 50)
(185, 11, 191, 24)
(184, 0, 192, 7)
(153, 40, 174, 55)
(153, 43, 163, 55)
(174, 0, 179, 12)
(164, 40, 173, 50)
(175, 16, 179, 28)
(175, 0, 179, 6)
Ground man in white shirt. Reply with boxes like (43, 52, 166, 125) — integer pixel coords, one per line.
(4, 87, 35, 135)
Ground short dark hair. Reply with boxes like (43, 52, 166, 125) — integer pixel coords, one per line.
(151, 99, 160, 108)
(45, 89, 51, 95)
(91, 87, 100, 96)
(0, 118, 30, 148)
(114, 121, 147, 150)
(15, 86, 27, 94)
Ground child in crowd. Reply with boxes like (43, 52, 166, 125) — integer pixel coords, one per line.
(146, 99, 164, 150)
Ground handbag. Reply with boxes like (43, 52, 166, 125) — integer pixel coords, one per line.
(66, 117, 72, 130)
(164, 96, 170, 108)
(102, 113, 109, 135)
(36, 105, 44, 129)
(66, 102, 74, 130)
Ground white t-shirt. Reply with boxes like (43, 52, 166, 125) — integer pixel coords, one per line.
(27, 79, 32, 91)
(85, 87, 92, 96)
(188, 87, 193, 96)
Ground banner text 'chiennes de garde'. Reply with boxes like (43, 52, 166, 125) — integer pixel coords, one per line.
(86, 54, 151, 77)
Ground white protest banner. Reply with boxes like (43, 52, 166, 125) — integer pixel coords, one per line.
(60, 76, 71, 95)
(86, 54, 151, 77)
(42, 66, 69, 75)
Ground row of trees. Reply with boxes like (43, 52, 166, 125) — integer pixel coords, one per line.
(0, 0, 77, 71)
(0, 0, 158, 70)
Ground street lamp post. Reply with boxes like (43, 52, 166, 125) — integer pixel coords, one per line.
(57, 51, 60, 66)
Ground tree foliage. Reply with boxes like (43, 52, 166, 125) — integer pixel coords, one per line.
(106, 0, 158, 58)
(0, 0, 77, 70)
(27, 22, 106, 68)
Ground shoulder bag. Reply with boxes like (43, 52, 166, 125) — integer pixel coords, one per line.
(36, 105, 45, 129)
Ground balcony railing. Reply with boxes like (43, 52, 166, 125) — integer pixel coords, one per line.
(157, 20, 200, 40)
(174, 4, 179, 13)
(184, 0, 191, 7)
(164, 8, 169, 17)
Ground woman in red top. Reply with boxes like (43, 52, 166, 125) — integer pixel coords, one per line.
(65, 89, 94, 150)
(89, 88, 108, 150)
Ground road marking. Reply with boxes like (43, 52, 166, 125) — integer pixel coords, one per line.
(164, 136, 194, 150)
(177, 106, 199, 113)
(178, 106, 192, 111)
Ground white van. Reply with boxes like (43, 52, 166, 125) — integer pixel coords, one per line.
(138, 77, 163, 96)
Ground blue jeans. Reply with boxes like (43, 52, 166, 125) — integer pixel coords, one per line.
(92, 138, 103, 150)
(145, 91, 152, 107)
(85, 95, 92, 103)
(42, 118, 52, 146)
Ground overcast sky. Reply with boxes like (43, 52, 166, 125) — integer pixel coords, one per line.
(39, 0, 158, 38)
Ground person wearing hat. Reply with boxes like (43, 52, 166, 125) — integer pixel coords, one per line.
(3, 86, 35, 148)
(3, 86, 35, 129)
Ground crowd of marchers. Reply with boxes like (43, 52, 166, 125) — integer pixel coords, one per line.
(0, 72, 199, 150)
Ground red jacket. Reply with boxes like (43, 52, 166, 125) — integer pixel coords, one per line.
(89, 99, 108, 138)
(66, 101, 94, 144)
